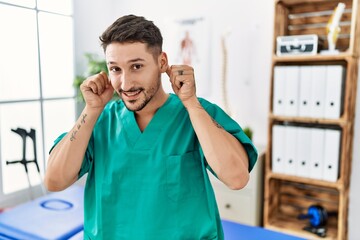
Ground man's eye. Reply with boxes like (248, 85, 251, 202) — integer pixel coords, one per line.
(132, 64, 142, 70)
(110, 67, 120, 72)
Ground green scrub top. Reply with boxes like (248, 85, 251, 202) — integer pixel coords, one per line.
(51, 94, 258, 240)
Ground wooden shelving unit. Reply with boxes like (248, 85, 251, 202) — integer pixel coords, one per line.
(273, 53, 353, 62)
(264, 0, 360, 239)
(266, 172, 341, 189)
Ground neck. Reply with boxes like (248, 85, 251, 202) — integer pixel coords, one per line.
(135, 88, 168, 118)
(134, 87, 168, 132)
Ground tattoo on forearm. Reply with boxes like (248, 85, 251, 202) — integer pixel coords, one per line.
(70, 113, 88, 141)
(81, 114, 87, 124)
(70, 130, 78, 141)
(212, 118, 223, 129)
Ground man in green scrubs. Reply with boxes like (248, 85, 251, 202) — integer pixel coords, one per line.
(45, 15, 258, 239)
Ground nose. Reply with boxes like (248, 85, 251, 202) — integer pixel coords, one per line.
(120, 73, 132, 92)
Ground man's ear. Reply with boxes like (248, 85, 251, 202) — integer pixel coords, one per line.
(159, 52, 169, 73)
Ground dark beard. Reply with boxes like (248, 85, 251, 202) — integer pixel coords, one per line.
(124, 95, 150, 112)
(123, 82, 160, 112)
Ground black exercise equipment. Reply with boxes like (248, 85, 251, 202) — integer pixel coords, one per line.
(6, 127, 44, 199)
(298, 205, 329, 227)
(298, 205, 337, 238)
(303, 225, 327, 238)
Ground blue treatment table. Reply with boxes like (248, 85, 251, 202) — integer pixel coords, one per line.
(63, 220, 308, 240)
(222, 220, 307, 240)
(0, 186, 306, 240)
(0, 185, 84, 240)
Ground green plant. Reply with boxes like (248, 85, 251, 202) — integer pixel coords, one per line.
(73, 53, 109, 101)
(243, 126, 253, 140)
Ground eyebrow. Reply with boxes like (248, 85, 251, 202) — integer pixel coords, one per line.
(107, 58, 145, 65)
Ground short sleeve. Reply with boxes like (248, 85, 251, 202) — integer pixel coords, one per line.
(49, 132, 94, 179)
(200, 101, 258, 173)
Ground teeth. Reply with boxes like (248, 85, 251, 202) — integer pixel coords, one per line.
(125, 90, 140, 96)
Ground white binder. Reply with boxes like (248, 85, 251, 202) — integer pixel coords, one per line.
(296, 127, 312, 178)
(298, 66, 313, 117)
(284, 126, 298, 175)
(272, 125, 286, 174)
(310, 66, 326, 118)
(273, 66, 286, 115)
(324, 65, 344, 119)
(309, 128, 325, 180)
(284, 66, 300, 116)
(323, 129, 341, 182)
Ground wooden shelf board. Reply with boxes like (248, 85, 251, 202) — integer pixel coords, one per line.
(265, 215, 338, 240)
(277, 0, 350, 6)
(267, 172, 342, 190)
(269, 114, 348, 126)
(272, 53, 354, 63)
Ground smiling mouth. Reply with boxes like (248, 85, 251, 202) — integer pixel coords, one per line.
(122, 89, 142, 98)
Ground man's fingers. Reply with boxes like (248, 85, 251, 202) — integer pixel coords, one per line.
(167, 65, 193, 76)
(103, 82, 115, 97)
(88, 79, 104, 95)
(167, 64, 195, 94)
(83, 71, 110, 95)
(165, 65, 172, 77)
(99, 71, 110, 85)
(95, 79, 105, 94)
(171, 82, 179, 95)
(98, 72, 110, 91)
(174, 76, 185, 89)
(87, 81, 98, 94)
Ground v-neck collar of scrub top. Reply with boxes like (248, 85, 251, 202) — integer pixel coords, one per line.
(120, 93, 175, 150)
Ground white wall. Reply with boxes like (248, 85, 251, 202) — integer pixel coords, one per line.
(111, 0, 273, 146)
(73, 0, 117, 75)
(74, 0, 273, 146)
(73, 0, 360, 238)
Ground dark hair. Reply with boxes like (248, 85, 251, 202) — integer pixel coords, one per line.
(99, 15, 163, 57)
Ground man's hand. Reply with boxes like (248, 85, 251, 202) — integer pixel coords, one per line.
(166, 65, 199, 108)
(80, 72, 114, 109)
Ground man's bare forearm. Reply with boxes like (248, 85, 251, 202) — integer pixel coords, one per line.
(44, 106, 103, 191)
(185, 98, 249, 190)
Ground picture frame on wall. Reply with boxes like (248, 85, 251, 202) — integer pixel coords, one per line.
(161, 16, 211, 97)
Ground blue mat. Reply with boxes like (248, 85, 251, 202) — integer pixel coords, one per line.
(222, 220, 307, 240)
(0, 185, 84, 240)
(0, 186, 307, 240)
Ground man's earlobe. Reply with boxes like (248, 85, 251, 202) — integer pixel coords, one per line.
(159, 52, 169, 73)
(160, 62, 169, 73)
